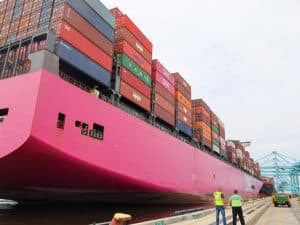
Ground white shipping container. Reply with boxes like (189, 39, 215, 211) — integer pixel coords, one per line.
(226, 140, 235, 148)
(213, 145, 220, 154)
(220, 137, 226, 145)
(236, 148, 243, 159)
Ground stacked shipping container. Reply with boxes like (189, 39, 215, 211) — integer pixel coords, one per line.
(219, 118, 226, 157)
(226, 141, 237, 164)
(233, 140, 247, 169)
(210, 111, 221, 154)
(111, 8, 152, 112)
(51, 0, 114, 87)
(172, 72, 192, 137)
(0, 1, 261, 178)
(192, 99, 212, 149)
(152, 59, 175, 126)
(0, 0, 115, 88)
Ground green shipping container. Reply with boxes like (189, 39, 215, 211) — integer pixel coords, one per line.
(212, 139, 220, 147)
(85, 0, 116, 28)
(211, 124, 219, 134)
(121, 54, 152, 87)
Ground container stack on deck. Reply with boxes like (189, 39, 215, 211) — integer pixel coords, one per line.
(192, 99, 212, 149)
(218, 119, 227, 158)
(233, 140, 246, 168)
(111, 7, 152, 112)
(172, 73, 192, 137)
(226, 140, 238, 164)
(152, 59, 175, 127)
(0, 0, 115, 88)
(210, 111, 221, 154)
(0, 0, 262, 179)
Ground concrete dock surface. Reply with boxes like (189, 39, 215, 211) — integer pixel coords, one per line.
(129, 198, 300, 225)
(252, 198, 300, 225)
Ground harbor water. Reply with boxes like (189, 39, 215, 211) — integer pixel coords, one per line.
(0, 200, 209, 225)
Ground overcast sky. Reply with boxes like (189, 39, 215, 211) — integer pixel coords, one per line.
(101, 0, 300, 162)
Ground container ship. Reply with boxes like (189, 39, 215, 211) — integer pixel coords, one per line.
(0, 0, 262, 204)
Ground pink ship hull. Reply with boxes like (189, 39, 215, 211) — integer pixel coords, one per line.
(0, 70, 262, 204)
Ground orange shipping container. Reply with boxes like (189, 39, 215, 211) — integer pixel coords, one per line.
(120, 81, 151, 112)
(195, 130, 212, 141)
(172, 72, 192, 93)
(175, 91, 192, 110)
(155, 93, 175, 115)
(194, 121, 211, 138)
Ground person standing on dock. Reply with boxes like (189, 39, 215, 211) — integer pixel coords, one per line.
(229, 189, 245, 225)
(214, 187, 227, 225)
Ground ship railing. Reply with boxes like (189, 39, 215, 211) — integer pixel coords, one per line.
(59, 72, 90, 92)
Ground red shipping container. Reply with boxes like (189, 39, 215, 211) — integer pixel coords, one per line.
(155, 93, 175, 115)
(192, 99, 210, 112)
(120, 67, 151, 98)
(193, 105, 210, 119)
(57, 21, 112, 72)
(175, 82, 191, 100)
(58, 4, 113, 56)
(112, 9, 152, 53)
(31, 0, 42, 11)
(115, 27, 152, 63)
(9, 20, 19, 34)
(29, 10, 41, 27)
(219, 126, 225, 138)
(154, 82, 175, 105)
(172, 72, 191, 93)
(154, 104, 175, 127)
(210, 111, 219, 127)
(152, 70, 175, 96)
(0, 38, 5, 46)
(152, 59, 175, 86)
(114, 40, 151, 75)
(120, 80, 151, 112)
(22, 1, 34, 16)
(177, 110, 192, 127)
(193, 111, 210, 125)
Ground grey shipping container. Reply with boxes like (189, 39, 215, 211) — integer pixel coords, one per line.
(85, 0, 115, 28)
(66, 0, 114, 42)
(57, 40, 111, 87)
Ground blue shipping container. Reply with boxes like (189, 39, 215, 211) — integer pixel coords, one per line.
(85, 0, 115, 29)
(57, 40, 111, 87)
(177, 120, 193, 137)
(66, 0, 114, 42)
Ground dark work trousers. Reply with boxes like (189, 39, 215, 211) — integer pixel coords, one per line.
(232, 206, 245, 225)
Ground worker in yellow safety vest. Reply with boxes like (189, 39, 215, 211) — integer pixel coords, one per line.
(214, 187, 227, 225)
(229, 190, 245, 225)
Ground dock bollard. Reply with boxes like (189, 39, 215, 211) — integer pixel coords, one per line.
(109, 213, 132, 225)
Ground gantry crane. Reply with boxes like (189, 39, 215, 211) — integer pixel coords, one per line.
(258, 151, 300, 194)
